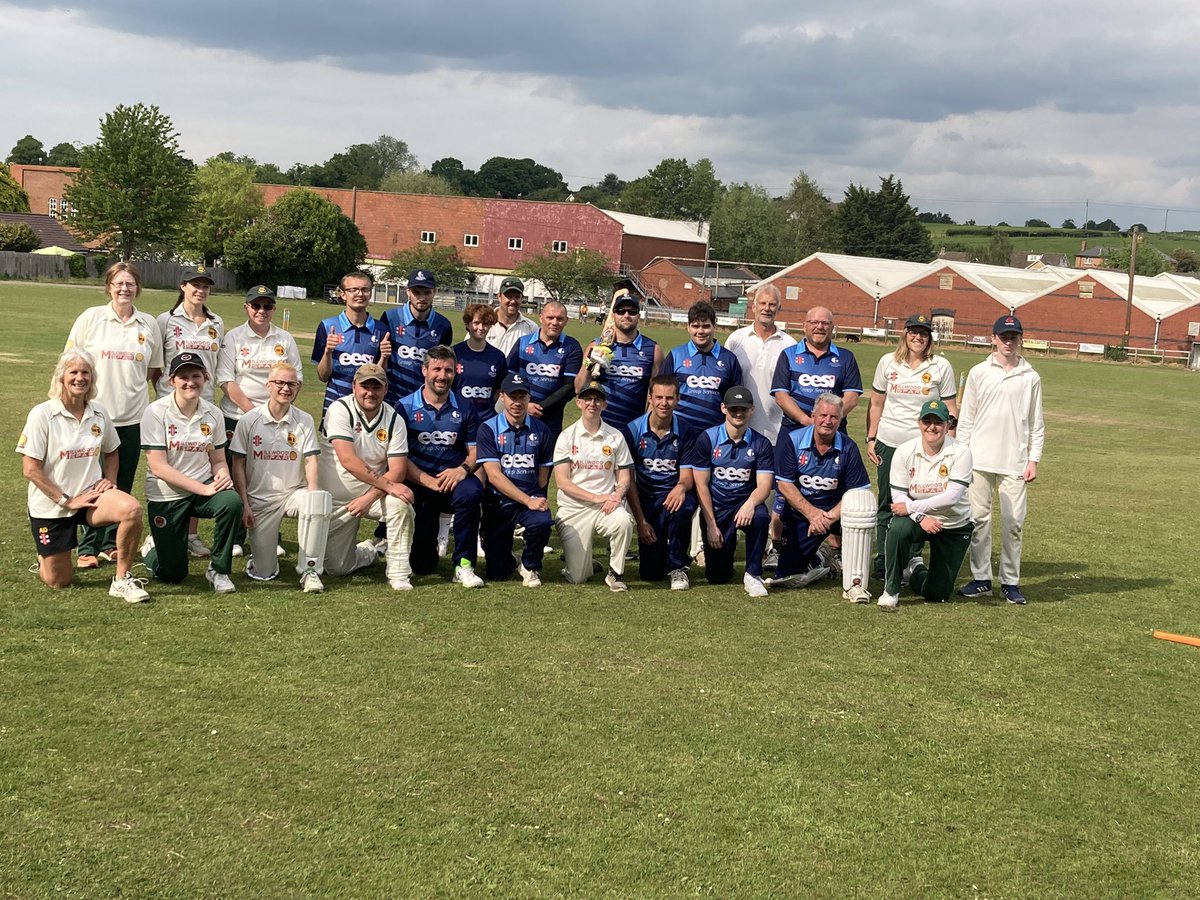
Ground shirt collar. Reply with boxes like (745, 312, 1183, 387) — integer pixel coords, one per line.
(797, 339, 841, 358)
(337, 310, 376, 331)
(687, 339, 722, 356)
(795, 425, 845, 453)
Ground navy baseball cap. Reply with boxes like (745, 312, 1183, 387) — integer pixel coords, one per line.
(500, 372, 530, 395)
(613, 292, 641, 313)
(905, 314, 932, 331)
(180, 265, 214, 284)
(993, 314, 1023, 335)
(408, 270, 437, 290)
(169, 352, 208, 377)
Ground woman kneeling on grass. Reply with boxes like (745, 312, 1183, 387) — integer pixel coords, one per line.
(17, 349, 149, 602)
(139, 352, 243, 594)
(876, 398, 974, 612)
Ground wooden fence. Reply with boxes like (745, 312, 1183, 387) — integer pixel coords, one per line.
(0, 252, 239, 292)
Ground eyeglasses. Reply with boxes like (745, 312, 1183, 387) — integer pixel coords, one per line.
(268, 380, 299, 389)
(342, 287, 371, 294)
(806, 320, 832, 327)
(248, 303, 275, 311)
(615, 309, 639, 316)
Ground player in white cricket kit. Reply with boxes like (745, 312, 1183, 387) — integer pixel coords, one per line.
(552, 381, 636, 591)
(17, 349, 149, 601)
(955, 314, 1045, 605)
(878, 399, 975, 611)
(230, 362, 329, 593)
(319, 363, 416, 591)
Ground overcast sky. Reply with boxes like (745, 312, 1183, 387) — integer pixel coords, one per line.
(4, 1, 1199, 231)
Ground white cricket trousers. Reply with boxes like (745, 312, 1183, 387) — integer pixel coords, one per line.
(556, 501, 634, 584)
(968, 470, 1028, 585)
(246, 488, 326, 579)
(326, 495, 415, 582)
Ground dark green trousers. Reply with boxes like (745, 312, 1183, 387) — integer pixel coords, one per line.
(884, 516, 973, 602)
(145, 490, 243, 583)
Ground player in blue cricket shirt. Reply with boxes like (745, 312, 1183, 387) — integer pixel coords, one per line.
(506, 300, 583, 438)
(660, 301, 744, 441)
(576, 289, 662, 430)
(621, 375, 697, 590)
(452, 303, 508, 439)
(773, 392, 871, 588)
(771, 306, 862, 435)
(399, 345, 485, 589)
(685, 386, 774, 598)
(474, 373, 555, 586)
(379, 269, 454, 407)
(313, 270, 387, 421)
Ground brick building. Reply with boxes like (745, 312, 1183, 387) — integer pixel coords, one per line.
(8, 164, 78, 220)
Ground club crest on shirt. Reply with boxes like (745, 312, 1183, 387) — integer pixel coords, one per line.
(200, 423, 212, 436)
(602, 445, 612, 456)
(922, 372, 932, 384)
(17, 433, 26, 447)
(376, 429, 389, 442)
(274, 344, 285, 357)
(91, 424, 102, 437)
(287, 432, 297, 446)
(135, 353, 144, 362)
(154, 516, 167, 527)
(939, 464, 949, 477)
(528, 433, 538, 445)
(138, 333, 146, 344)
(208, 327, 218, 339)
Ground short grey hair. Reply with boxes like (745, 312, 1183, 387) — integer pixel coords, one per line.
(49, 348, 98, 404)
(752, 283, 781, 304)
(813, 392, 844, 416)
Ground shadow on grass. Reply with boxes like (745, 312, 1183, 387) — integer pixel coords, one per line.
(955, 560, 1171, 605)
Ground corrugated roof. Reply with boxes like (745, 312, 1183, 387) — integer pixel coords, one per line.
(757, 252, 930, 297)
(1086, 270, 1200, 320)
(603, 210, 709, 244)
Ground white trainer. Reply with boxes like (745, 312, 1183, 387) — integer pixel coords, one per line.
(743, 573, 769, 598)
(109, 574, 150, 603)
(206, 567, 236, 594)
(389, 577, 413, 591)
(139, 535, 155, 559)
(902, 556, 923, 586)
(669, 568, 690, 591)
(453, 563, 484, 589)
(300, 570, 324, 593)
(877, 591, 899, 612)
(186, 534, 211, 558)
(518, 563, 541, 588)
(276, 544, 286, 558)
(231, 544, 243, 558)
(605, 571, 628, 592)
(843, 582, 872, 604)
(770, 563, 830, 589)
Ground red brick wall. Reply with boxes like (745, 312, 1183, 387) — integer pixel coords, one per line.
(771, 259, 879, 328)
(481, 200, 622, 271)
(640, 258, 711, 309)
(9, 164, 78, 218)
(887, 269, 1011, 337)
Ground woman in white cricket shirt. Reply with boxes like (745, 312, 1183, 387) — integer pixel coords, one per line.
(17, 349, 149, 602)
(64, 261, 164, 568)
(156, 265, 225, 560)
(864, 314, 957, 579)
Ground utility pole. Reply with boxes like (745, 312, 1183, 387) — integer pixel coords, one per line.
(1122, 226, 1140, 348)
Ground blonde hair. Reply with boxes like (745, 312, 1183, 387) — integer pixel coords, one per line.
(893, 324, 935, 365)
(104, 261, 142, 299)
(48, 348, 98, 404)
(268, 360, 300, 381)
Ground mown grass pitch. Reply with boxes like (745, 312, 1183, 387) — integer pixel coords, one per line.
(1, 281, 1198, 898)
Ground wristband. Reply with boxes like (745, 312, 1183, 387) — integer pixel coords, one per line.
(462, 464, 472, 475)
(866, 437, 876, 443)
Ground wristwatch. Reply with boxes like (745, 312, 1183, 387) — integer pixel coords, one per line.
(913, 513, 926, 523)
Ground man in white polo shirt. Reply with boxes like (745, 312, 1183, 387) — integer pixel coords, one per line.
(552, 381, 635, 591)
(230, 361, 329, 593)
(486, 276, 539, 356)
(319, 363, 416, 591)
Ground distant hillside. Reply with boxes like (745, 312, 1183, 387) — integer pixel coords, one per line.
(922, 224, 1200, 263)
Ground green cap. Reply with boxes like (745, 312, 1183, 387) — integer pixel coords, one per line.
(919, 399, 950, 422)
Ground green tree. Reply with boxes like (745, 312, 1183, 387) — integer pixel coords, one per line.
(223, 189, 367, 296)
(381, 243, 472, 290)
(178, 158, 265, 264)
(46, 142, 81, 167)
(981, 233, 1015, 266)
(1061, 218, 1077, 229)
(1106, 237, 1169, 276)
(782, 171, 836, 259)
(476, 157, 567, 199)
(7, 135, 46, 165)
(514, 246, 616, 303)
(619, 158, 721, 220)
(1170, 248, 1198, 273)
(708, 183, 796, 264)
(371, 135, 419, 177)
(430, 157, 480, 195)
(0, 222, 40, 252)
(1024, 218, 1050, 228)
(379, 170, 460, 195)
(319, 143, 385, 189)
(0, 163, 32, 212)
(835, 174, 934, 262)
(64, 103, 195, 260)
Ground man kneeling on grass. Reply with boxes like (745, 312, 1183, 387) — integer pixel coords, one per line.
(552, 381, 635, 592)
(877, 399, 974, 611)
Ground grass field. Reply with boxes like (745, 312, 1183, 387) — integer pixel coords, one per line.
(1, 281, 1198, 898)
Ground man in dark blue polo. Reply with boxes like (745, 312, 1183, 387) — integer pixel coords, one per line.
(399, 345, 484, 589)
(474, 373, 555, 586)
(312, 270, 387, 423)
(379, 269, 454, 408)
(771, 306, 862, 435)
(577, 288, 662, 430)
(621, 375, 696, 590)
(685, 386, 774, 598)
(773, 392, 872, 589)
(506, 300, 583, 439)
(660, 301, 744, 441)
